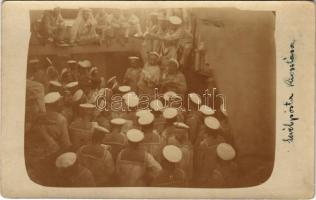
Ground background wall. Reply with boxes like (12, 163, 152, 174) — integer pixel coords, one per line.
(192, 8, 276, 186)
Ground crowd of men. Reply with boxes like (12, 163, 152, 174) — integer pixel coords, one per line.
(25, 51, 237, 187)
(26, 7, 237, 188)
(34, 7, 193, 65)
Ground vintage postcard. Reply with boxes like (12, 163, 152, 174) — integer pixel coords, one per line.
(1, 1, 315, 199)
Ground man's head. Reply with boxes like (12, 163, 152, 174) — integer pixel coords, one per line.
(53, 7, 61, 16)
(128, 56, 140, 68)
(27, 58, 46, 83)
(44, 92, 64, 112)
(82, 9, 91, 20)
(167, 58, 179, 74)
(148, 52, 160, 65)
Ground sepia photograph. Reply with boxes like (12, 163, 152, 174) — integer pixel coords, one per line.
(25, 5, 275, 188)
(1, 1, 314, 198)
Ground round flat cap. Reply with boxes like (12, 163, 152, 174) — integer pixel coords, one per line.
(128, 56, 140, 60)
(188, 93, 202, 105)
(110, 118, 126, 125)
(72, 89, 84, 102)
(61, 68, 68, 77)
(44, 92, 62, 104)
(126, 129, 144, 143)
(138, 112, 155, 125)
(55, 152, 77, 168)
(163, 145, 183, 163)
(173, 122, 189, 129)
(216, 143, 236, 161)
(204, 116, 220, 130)
(169, 58, 179, 69)
(150, 99, 164, 111)
(149, 51, 160, 58)
(163, 107, 178, 119)
(199, 105, 215, 115)
(29, 59, 40, 64)
(65, 81, 79, 89)
(89, 67, 98, 75)
(135, 109, 152, 117)
(78, 60, 92, 68)
(163, 91, 180, 101)
(49, 81, 62, 87)
(118, 85, 131, 93)
(67, 60, 77, 64)
(79, 103, 96, 109)
(168, 16, 182, 25)
(94, 124, 110, 133)
(220, 104, 228, 117)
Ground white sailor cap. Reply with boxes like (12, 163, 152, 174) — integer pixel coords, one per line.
(44, 92, 62, 104)
(93, 124, 110, 133)
(188, 93, 201, 105)
(29, 59, 40, 64)
(216, 143, 236, 161)
(135, 109, 152, 117)
(169, 58, 179, 69)
(168, 16, 182, 25)
(163, 91, 180, 101)
(199, 105, 215, 115)
(138, 112, 155, 125)
(150, 99, 164, 111)
(220, 104, 228, 117)
(126, 129, 144, 143)
(67, 60, 77, 64)
(79, 103, 96, 109)
(149, 51, 160, 58)
(128, 56, 140, 60)
(162, 145, 183, 163)
(61, 68, 68, 77)
(124, 95, 139, 108)
(173, 122, 189, 129)
(163, 107, 178, 119)
(78, 60, 92, 68)
(55, 152, 77, 168)
(89, 67, 98, 75)
(72, 89, 84, 102)
(107, 76, 117, 84)
(204, 116, 220, 130)
(49, 80, 62, 87)
(65, 81, 79, 89)
(110, 118, 126, 125)
(118, 85, 131, 93)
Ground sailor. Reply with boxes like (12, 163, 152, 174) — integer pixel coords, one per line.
(26, 92, 71, 186)
(68, 103, 96, 150)
(55, 152, 95, 187)
(103, 118, 128, 161)
(160, 58, 187, 95)
(137, 51, 161, 97)
(194, 104, 216, 147)
(166, 122, 193, 183)
(217, 103, 235, 145)
(60, 68, 73, 84)
(162, 16, 185, 60)
(161, 107, 178, 142)
(163, 91, 185, 122)
(149, 99, 166, 135)
(76, 124, 115, 186)
(69, 89, 88, 122)
(123, 56, 142, 92)
(95, 93, 111, 130)
(78, 60, 92, 79)
(194, 116, 225, 187)
(151, 145, 186, 187)
(25, 58, 46, 132)
(67, 60, 80, 82)
(138, 111, 163, 162)
(142, 12, 159, 62)
(207, 143, 238, 187)
(48, 80, 63, 93)
(64, 81, 79, 95)
(116, 129, 162, 186)
(185, 93, 203, 144)
(121, 92, 140, 133)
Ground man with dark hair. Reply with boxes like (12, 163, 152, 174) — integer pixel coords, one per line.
(76, 124, 115, 186)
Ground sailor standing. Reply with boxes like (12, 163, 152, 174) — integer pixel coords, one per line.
(116, 129, 162, 186)
(151, 145, 186, 187)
